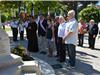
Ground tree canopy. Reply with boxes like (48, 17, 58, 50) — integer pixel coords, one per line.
(0, 1, 65, 22)
(78, 4, 100, 23)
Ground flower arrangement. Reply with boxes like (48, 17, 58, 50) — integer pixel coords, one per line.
(11, 44, 34, 61)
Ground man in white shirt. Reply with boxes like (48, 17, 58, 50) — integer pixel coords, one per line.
(57, 16, 67, 62)
(63, 10, 78, 68)
(18, 19, 24, 40)
(23, 18, 29, 39)
(10, 17, 18, 41)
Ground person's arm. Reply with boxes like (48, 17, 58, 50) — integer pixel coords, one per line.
(93, 24, 99, 38)
(52, 25, 55, 41)
(63, 32, 73, 42)
(45, 20, 48, 37)
(63, 21, 78, 42)
(87, 24, 89, 32)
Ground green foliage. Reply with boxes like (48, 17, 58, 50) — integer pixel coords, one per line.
(78, 5, 100, 23)
(0, 1, 66, 21)
(1, 15, 6, 23)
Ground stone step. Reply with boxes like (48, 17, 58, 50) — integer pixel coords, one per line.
(92, 59, 100, 72)
(21, 73, 36, 75)
(21, 61, 41, 75)
(0, 63, 22, 75)
(0, 53, 22, 68)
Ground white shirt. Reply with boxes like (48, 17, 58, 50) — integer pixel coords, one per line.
(10, 21, 18, 28)
(58, 22, 67, 38)
(98, 22, 100, 31)
(64, 18, 78, 45)
(24, 21, 29, 28)
(19, 23, 24, 32)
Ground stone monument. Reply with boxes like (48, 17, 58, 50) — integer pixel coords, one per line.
(0, 29, 40, 75)
(0, 29, 10, 56)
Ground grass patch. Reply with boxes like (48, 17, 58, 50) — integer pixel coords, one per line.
(5, 27, 11, 32)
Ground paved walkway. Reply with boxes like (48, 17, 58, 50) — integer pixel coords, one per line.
(7, 31, 100, 75)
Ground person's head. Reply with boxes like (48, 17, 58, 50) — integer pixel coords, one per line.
(67, 10, 75, 20)
(80, 18, 84, 23)
(13, 17, 16, 21)
(59, 16, 65, 24)
(47, 19, 52, 25)
(89, 19, 95, 25)
(29, 15, 35, 22)
(55, 16, 59, 23)
(40, 14, 45, 20)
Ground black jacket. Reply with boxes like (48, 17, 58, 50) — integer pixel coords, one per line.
(87, 24, 98, 36)
(38, 19, 48, 36)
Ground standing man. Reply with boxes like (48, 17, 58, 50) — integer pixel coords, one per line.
(18, 19, 24, 40)
(63, 10, 78, 68)
(10, 17, 18, 41)
(87, 20, 98, 49)
(54, 16, 59, 57)
(38, 14, 48, 52)
(57, 16, 66, 62)
(23, 16, 29, 38)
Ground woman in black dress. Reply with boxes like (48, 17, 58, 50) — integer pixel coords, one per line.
(27, 16, 39, 53)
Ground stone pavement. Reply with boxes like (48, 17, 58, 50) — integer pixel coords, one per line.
(7, 30, 100, 75)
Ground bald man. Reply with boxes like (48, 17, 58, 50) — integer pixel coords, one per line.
(63, 10, 78, 68)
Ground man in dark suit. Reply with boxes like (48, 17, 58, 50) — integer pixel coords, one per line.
(38, 14, 47, 37)
(38, 14, 48, 52)
(87, 20, 98, 49)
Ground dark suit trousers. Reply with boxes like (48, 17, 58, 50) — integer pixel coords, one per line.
(88, 34, 96, 48)
(55, 37, 59, 56)
(12, 28, 18, 41)
(78, 34, 84, 46)
(58, 37, 66, 61)
(66, 44, 76, 67)
(20, 31, 24, 40)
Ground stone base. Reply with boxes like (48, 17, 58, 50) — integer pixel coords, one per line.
(21, 61, 40, 75)
(0, 53, 22, 68)
(21, 73, 36, 75)
(0, 62, 22, 75)
(0, 54, 40, 75)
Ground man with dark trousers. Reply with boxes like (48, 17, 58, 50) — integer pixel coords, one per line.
(54, 16, 59, 57)
(57, 16, 66, 62)
(63, 10, 78, 68)
(10, 17, 18, 41)
(87, 20, 98, 49)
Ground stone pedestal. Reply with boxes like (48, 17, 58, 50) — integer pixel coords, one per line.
(0, 29, 40, 75)
(0, 29, 10, 56)
(0, 29, 23, 68)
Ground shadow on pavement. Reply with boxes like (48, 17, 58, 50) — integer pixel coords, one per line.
(93, 48, 100, 51)
(55, 59, 100, 75)
(76, 51, 98, 58)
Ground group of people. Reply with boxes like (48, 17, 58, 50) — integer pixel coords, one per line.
(10, 9, 99, 69)
(78, 19, 99, 49)
(10, 17, 26, 41)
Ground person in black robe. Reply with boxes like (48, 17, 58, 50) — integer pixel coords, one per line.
(27, 16, 39, 53)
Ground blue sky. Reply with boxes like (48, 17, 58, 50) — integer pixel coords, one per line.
(96, 1, 100, 5)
